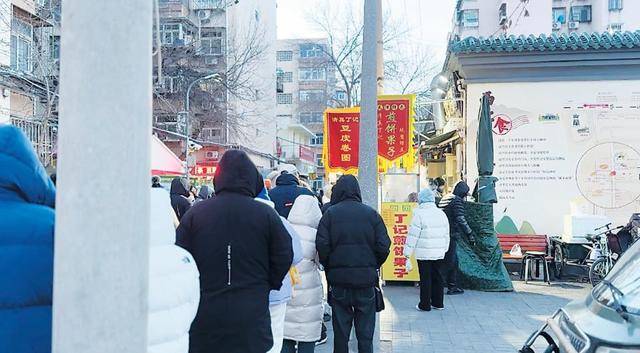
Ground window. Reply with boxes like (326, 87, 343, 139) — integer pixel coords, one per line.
(50, 35, 60, 61)
(460, 9, 479, 28)
(299, 44, 324, 58)
(300, 112, 323, 123)
(277, 51, 293, 61)
(299, 68, 325, 81)
(277, 93, 293, 104)
(202, 129, 221, 139)
(277, 71, 293, 83)
(191, 0, 225, 9)
(10, 18, 33, 73)
(552, 7, 567, 24)
(571, 5, 592, 22)
(335, 90, 347, 101)
(299, 90, 324, 103)
(201, 29, 224, 55)
(609, 0, 623, 11)
(316, 153, 323, 167)
(162, 76, 182, 93)
(160, 23, 185, 45)
(311, 133, 323, 146)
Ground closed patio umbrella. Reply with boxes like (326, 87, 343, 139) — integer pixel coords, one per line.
(477, 92, 497, 203)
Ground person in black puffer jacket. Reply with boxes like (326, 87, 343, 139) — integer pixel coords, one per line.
(170, 177, 192, 220)
(316, 175, 390, 353)
(438, 181, 475, 295)
(269, 172, 315, 218)
(176, 150, 294, 353)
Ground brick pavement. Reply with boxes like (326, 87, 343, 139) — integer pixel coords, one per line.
(316, 281, 590, 353)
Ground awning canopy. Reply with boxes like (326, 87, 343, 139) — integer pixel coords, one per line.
(151, 135, 184, 176)
(422, 130, 459, 148)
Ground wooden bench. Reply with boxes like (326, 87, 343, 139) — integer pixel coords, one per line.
(497, 234, 552, 283)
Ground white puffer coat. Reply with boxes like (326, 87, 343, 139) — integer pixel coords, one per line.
(404, 203, 450, 260)
(283, 195, 324, 343)
(148, 189, 201, 353)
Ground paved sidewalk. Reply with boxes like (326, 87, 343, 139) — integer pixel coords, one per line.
(316, 281, 590, 353)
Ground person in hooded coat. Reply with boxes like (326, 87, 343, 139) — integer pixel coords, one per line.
(282, 195, 324, 353)
(170, 177, 192, 220)
(254, 187, 304, 353)
(176, 150, 294, 353)
(404, 188, 450, 311)
(316, 175, 390, 353)
(438, 181, 475, 295)
(147, 188, 200, 353)
(0, 126, 56, 353)
(192, 185, 213, 205)
(269, 172, 315, 218)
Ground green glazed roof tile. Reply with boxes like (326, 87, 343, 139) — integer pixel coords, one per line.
(450, 31, 640, 54)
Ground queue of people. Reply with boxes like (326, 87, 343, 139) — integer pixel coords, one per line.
(1, 123, 475, 353)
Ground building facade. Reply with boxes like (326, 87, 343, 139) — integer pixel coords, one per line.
(153, 0, 278, 172)
(0, 0, 60, 166)
(453, 0, 639, 39)
(275, 38, 346, 190)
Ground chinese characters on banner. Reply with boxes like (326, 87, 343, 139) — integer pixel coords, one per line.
(380, 202, 419, 281)
(323, 108, 361, 173)
(323, 95, 416, 174)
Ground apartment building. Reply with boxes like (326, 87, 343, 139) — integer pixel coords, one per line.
(453, 0, 639, 38)
(153, 0, 277, 171)
(0, 0, 60, 165)
(275, 38, 346, 189)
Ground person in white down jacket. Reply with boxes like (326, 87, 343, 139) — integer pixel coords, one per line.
(148, 188, 201, 353)
(403, 188, 450, 312)
(282, 195, 324, 353)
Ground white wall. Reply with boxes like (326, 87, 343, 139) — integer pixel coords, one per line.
(227, 0, 277, 157)
(466, 80, 640, 235)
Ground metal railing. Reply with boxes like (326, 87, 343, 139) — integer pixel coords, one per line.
(10, 116, 57, 167)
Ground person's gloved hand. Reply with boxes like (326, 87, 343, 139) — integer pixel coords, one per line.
(405, 257, 413, 272)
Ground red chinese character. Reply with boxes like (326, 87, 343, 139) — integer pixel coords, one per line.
(393, 246, 404, 256)
(393, 224, 408, 235)
(393, 236, 406, 245)
(394, 257, 407, 267)
(394, 214, 408, 223)
(394, 268, 408, 278)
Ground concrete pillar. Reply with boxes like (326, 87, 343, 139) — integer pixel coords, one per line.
(359, 0, 381, 210)
(53, 1, 152, 352)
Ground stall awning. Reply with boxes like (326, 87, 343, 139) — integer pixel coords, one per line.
(151, 135, 184, 176)
(423, 130, 459, 148)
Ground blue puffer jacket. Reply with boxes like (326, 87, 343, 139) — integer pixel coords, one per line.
(0, 126, 56, 353)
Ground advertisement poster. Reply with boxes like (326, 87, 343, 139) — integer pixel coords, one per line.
(381, 202, 419, 282)
(466, 81, 640, 236)
(323, 108, 361, 174)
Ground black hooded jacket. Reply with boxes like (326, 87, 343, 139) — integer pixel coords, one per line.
(316, 175, 391, 288)
(176, 150, 293, 353)
(170, 177, 192, 220)
(269, 172, 315, 218)
(439, 181, 473, 238)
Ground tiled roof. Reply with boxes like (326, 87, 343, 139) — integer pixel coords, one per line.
(450, 31, 640, 54)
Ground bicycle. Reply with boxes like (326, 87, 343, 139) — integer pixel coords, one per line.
(585, 223, 623, 287)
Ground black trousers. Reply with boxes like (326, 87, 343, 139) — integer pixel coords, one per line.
(443, 237, 459, 289)
(417, 260, 445, 310)
(330, 286, 376, 353)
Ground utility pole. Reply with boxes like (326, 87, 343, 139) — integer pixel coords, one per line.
(359, 0, 383, 210)
(53, 1, 152, 353)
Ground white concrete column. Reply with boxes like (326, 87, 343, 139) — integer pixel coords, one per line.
(53, 1, 152, 352)
(359, 0, 381, 210)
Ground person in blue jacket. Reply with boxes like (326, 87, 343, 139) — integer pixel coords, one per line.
(0, 125, 56, 353)
(269, 171, 315, 219)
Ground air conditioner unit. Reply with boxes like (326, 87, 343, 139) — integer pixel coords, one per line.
(568, 21, 579, 30)
(197, 9, 211, 20)
(552, 22, 562, 30)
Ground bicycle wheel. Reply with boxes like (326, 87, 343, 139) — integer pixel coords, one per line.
(589, 258, 608, 287)
(553, 245, 564, 279)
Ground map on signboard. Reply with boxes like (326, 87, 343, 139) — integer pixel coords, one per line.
(576, 142, 640, 209)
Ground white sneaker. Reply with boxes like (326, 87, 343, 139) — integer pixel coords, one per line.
(432, 306, 444, 311)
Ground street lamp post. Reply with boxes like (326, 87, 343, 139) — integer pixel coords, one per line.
(184, 73, 220, 181)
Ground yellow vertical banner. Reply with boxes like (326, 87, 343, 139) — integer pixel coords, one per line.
(380, 202, 419, 282)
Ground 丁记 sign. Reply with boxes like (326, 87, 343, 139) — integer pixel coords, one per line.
(381, 202, 419, 281)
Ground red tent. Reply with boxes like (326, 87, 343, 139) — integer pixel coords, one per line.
(151, 135, 184, 176)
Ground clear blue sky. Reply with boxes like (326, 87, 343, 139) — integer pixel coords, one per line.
(276, 0, 457, 62)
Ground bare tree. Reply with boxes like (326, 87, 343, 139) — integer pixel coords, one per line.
(307, 1, 408, 107)
(384, 46, 439, 95)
